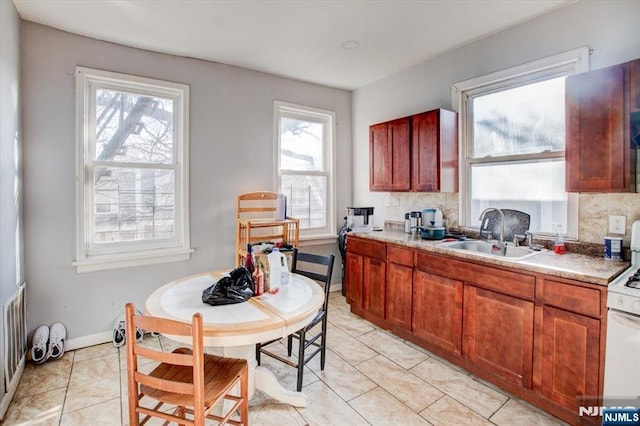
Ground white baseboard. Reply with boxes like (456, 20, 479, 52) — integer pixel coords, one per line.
(65, 330, 113, 351)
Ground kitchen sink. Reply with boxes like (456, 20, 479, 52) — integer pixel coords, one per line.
(438, 239, 542, 261)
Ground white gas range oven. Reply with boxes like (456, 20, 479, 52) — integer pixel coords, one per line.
(604, 219, 640, 404)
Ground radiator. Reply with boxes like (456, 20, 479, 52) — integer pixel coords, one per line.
(3, 284, 27, 385)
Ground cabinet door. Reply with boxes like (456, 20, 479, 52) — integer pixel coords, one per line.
(345, 252, 364, 309)
(363, 257, 386, 318)
(539, 306, 600, 412)
(412, 109, 458, 192)
(369, 119, 410, 191)
(412, 270, 463, 356)
(463, 286, 534, 388)
(566, 64, 628, 192)
(386, 261, 413, 330)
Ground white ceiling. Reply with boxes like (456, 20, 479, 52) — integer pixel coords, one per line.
(13, 0, 573, 90)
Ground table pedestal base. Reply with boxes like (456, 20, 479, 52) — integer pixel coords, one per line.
(211, 343, 308, 407)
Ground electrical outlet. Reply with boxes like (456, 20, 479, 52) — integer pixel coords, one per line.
(609, 215, 626, 234)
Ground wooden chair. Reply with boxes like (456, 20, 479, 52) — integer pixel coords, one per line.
(235, 191, 299, 265)
(124, 303, 249, 425)
(255, 249, 335, 391)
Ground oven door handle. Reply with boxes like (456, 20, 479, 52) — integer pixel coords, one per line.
(610, 311, 640, 329)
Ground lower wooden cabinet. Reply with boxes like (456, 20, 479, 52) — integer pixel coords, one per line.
(344, 238, 606, 425)
(412, 269, 463, 356)
(363, 257, 386, 318)
(539, 305, 601, 413)
(345, 252, 364, 309)
(386, 260, 413, 330)
(463, 286, 534, 388)
(345, 236, 387, 320)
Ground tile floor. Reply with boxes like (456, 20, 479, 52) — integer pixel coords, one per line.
(3, 292, 567, 425)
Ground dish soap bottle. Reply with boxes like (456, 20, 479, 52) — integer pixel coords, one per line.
(554, 224, 566, 254)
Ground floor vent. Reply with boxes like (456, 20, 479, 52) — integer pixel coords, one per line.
(4, 283, 27, 386)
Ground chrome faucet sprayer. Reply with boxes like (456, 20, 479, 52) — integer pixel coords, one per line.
(478, 207, 505, 243)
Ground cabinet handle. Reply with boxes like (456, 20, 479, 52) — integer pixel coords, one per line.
(611, 311, 640, 330)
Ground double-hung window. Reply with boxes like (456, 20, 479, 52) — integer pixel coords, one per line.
(452, 48, 589, 238)
(274, 101, 336, 240)
(74, 67, 191, 272)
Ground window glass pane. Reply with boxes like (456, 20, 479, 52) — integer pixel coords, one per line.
(94, 166, 175, 242)
(281, 174, 326, 229)
(472, 77, 565, 158)
(470, 160, 567, 234)
(95, 89, 174, 164)
(280, 116, 324, 171)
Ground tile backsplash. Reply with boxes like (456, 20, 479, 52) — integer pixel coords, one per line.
(385, 192, 640, 246)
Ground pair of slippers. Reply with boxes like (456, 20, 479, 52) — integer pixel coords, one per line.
(31, 322, 66, 364)
(112, 311, 145, 347)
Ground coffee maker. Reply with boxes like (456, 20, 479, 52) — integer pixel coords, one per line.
(346, 207, 375, 232)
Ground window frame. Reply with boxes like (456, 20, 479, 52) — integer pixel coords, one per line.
(74, 67, 192, 273)
(274, 101, 336, 242)
(451, 47, 589, 240)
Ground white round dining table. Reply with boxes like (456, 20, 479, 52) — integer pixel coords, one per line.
(145, 269, 324, 407)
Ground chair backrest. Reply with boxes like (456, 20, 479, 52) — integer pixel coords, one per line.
(291, 249, 335, 311)
(124, 303, 206, 424)
(237, 191, 279, 220)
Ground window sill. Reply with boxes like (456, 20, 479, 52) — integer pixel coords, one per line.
(299, 234, 338, 246)
(73, 247, 194, 273)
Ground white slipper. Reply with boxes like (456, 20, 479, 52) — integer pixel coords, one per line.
(31, 325, 49, 364)
(47, 322, 66, 360)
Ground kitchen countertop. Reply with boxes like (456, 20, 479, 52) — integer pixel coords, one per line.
(349, 229, 630, 286)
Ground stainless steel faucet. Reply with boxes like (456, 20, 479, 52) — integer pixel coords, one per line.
(478, 207, 505, 243)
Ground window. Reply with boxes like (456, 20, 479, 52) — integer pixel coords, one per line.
(74, 67, 191, 272)
(452, 47, 589, 239)
(274, 101, 336, 240)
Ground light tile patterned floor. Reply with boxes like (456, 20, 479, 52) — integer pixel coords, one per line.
(3, 292, 567, 425)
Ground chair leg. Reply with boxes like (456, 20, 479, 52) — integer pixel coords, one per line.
(320, 318, 328, 370)
(287, 334, 293, 357)
(240, 366, 249, 425)
(256, 343, 261, 366)
(296, 330, 305, 392)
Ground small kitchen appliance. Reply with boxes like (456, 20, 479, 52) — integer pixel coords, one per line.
(346, 207, 374, 232)
(603, 219, 640, 403)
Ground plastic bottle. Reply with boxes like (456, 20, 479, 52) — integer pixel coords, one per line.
(554, 224, 566, 254)
(244, 244, 255, 275)
(267, 247, 284, 290)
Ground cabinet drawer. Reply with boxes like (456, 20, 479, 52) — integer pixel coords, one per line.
(416, 251, 535, 300)
(347, 236, 386, 261)
(541, 279, 602, 318)
(388, 244, 414, 267)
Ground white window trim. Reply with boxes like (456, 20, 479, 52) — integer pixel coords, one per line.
(451, 47, 590, 240)
(274, 101, 337, 240)
(73, 67, 193, 273)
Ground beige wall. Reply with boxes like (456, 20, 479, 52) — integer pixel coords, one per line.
(21, 22, 351, 343)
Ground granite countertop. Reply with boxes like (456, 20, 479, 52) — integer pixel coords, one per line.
(350, 229, 630, 286)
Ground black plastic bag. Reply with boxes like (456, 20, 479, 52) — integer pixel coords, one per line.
(202, 266, 255, 306)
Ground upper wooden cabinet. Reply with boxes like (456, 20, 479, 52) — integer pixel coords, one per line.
(565, 62, 632, 192)
(369, 109, 458, 192)
(370, 118, 411, 191)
